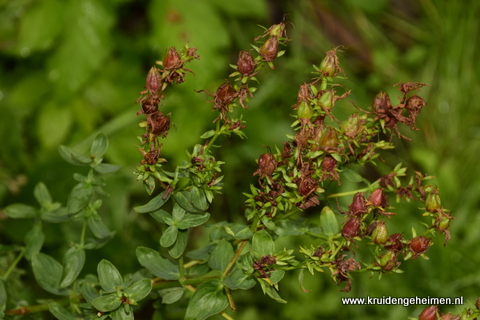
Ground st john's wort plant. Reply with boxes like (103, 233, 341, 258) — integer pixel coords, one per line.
(1, 21, 477, 320)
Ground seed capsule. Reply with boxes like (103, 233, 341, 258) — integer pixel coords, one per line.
(237, 51, 256, 76)
(145, 67, 162, 93)
(418, 305, 438, 320)
(260, 36, 279, 62)
(163, 47, 182, 70)
(408, 236, 431, 257)
(371, 220, 388, 244)
(342, 217, 361, 239)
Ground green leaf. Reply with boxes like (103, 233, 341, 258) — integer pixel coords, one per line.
(149, 209, 171, 224)
(49, 302, 84, 320)
(158, 287, 184, 304)
(199, 130, 215, 139)
(41, 207, 71, 223)
(190, 186, 209, 211)
(58, 145, 92, 166)
(176, 212, 210, 229)
(258, 279, 287, 303)
(185, 280, 228, 320)
(91, 293, 122, 312)
(320, 206, 339, 237)
(172, 203, 186, 222)
(87, 215, 113, 239)
(208, 239, 234, 271)
(50, 0, 114, 98)
(37, 102, 73, 149)
(90, 133, 108, 159)
(25, 222, 44, 260)
(60, 247, 85, 288)
(97, 260, 123, 292)
(252, 229, 275, 258)
(134, 191, 168, 213)
(124, 279, 152, 302)
(168, 229, 188, 259)
(223, 269, 256, 290)
(32, 253, 68, 295)
(342, 167, 364, 183)
(174, 190, 199, 213)
(0, 280, 6, 305)
(34, 182, 52, 206)
(275, 219, 307, 236)
(110, 304, 133, 320)
(80, 282, 99, 304)
(224, 223, 253, 240)
(5, 203, 37, 219)
(67, 182, 94, 214)
(160, 225, 178, 248)
(16, 0, 64, 52)
(136, 247, 180, 280)
(94, 163, 122, 174)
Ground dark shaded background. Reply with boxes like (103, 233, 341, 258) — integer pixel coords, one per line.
(1, 0, 479, 319)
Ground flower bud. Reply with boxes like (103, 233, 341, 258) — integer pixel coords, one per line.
(163, 47, 182, 70)
(260, 36, 279, 62)
(372, 91, 393, 113)
(426, 191, 441, 213)
(237, 51, 256, 76)
(319, 48, 342, 77)
(145, 67, 162, 93)
(369, 188, 388, 208)
(342, 217, 361, 239)
(371, 220, 388, 244)
(349, 192, 368, 216)
(318, 127, 339, 149)
(418, 305, 438, 320)
(408, 236, 431, 257)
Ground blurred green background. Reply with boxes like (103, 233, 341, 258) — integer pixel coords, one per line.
(1, 0, 479, 319)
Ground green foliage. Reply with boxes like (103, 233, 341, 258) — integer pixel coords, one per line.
(1, 1, 480, 320)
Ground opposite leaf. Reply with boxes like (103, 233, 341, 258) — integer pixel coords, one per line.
(98, 259, 123, 292)
(136, 247, 180, 280)
(185, 280, 228, 320)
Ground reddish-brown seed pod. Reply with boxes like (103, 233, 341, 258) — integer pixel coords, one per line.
(254, 153, 277, 177)
(321, 156, 337, 172)
(215, 82, 237, 106)
(406, 94, 426, 112)
(408, 236, 431, 257)
(418, 305, 439, 320)
(148, 112, 171, 137)
(369, 188, 389, 208)
(145, 67, 162, 93)
(372, 91, 393, 114)
(163, 47, 182, 70)
(237, 51, 256, 76)
(342, 217, 361, 239)
(384, 233, 405, 252)
(349, 192, 368, 216)
(260, 36, 279, 61)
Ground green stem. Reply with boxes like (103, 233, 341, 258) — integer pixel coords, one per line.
(204, 122, 222, 154)
(178, 256, 186, 280)
(223, 240, 248, 277)
(80, 218, 87, 246)
(327, 188, 368, 198)
(1, 247, 25, 281)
